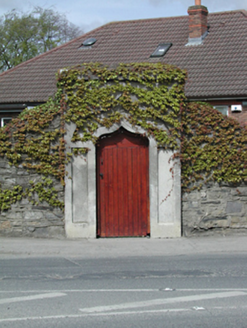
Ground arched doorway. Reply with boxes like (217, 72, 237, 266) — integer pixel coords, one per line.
(96, 127, 150, 237)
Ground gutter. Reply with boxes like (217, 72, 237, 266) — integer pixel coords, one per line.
(187, 97, 247, 101)
(0, 104, 27, 109)
(0, 102, 44, 112)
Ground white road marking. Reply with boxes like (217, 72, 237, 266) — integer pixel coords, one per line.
(192, 306, 205, 311)
(177, 289, 247, 292)
(0, 308, 192, 323)
(0, 293, 66, 305)
(2, 305, 247, 323)
(79, 291, 246, 313)
(1, 288, 247, 293)
(0, 289, 169, 293)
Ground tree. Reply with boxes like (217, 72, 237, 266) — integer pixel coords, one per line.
(0, 7, 83, 72)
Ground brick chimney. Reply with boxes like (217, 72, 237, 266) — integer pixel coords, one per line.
(187, 0, 208, 45)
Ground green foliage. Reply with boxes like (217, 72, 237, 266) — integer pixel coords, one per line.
(0, 62, 186, 211)
(0, 96, 65, 210)
(26, 178, 63, 208)
(0, 185, 22, 211)
(0, 7, 82, 71)
(58, 62, 186, 150)
(181, 102, 247, 191)
(1, 97, 65, 182)
(0, 62, 246, 212)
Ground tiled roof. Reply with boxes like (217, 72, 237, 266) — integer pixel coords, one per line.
(0, 10, 246, 103)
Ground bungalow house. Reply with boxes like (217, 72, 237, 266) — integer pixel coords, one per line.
(0, 0, 246, 126)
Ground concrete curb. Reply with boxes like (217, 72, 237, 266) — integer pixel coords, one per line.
(1, 235, 247, 259)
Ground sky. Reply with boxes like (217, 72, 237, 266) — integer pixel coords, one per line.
(0, 0, 246, 33)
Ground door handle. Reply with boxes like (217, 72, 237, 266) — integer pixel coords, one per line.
(100, 173, 104, 179)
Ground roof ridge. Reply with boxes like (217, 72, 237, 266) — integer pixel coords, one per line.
(209, 9, 247, 16)
(99, 9, 247, 26)
(106, 15, 187, 25)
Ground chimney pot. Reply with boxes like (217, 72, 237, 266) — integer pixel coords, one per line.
(195, 0, 201, 5)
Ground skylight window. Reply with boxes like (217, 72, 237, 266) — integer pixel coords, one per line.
(150, 43, 172, 57)
(79, 38, 97, 49)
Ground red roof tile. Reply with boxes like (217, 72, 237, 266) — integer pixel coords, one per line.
(0, 10, 246, 103)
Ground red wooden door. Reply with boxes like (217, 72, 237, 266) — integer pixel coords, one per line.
(97, 128, 149, 237)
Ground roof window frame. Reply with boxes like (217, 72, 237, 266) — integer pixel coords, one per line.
(79, 38, 97, 49)
(150, 43, 172, 58)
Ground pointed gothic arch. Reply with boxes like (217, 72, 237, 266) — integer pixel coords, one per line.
(64, 119, 181, 238)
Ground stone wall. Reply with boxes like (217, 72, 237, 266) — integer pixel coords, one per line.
(1, 153, 247, 239)
(1, 165, 247, 238)
(182, 183, 247, 236)
(0, 156, 64, 238)
(0, 115, 65, 238)
(0, 108, 246, 238)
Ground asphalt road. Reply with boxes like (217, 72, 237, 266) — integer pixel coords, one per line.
(0, 250, 247, 327)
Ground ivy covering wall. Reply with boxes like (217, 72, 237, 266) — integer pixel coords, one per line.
(0, 63, 186, 213)
(181, 102, 247, 191)
(59, 62, 186, 150)
(0, 62, 246, 226)
(0, 98, 65, 212)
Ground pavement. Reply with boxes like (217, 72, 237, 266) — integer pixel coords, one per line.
(1, 234, 247, 259)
